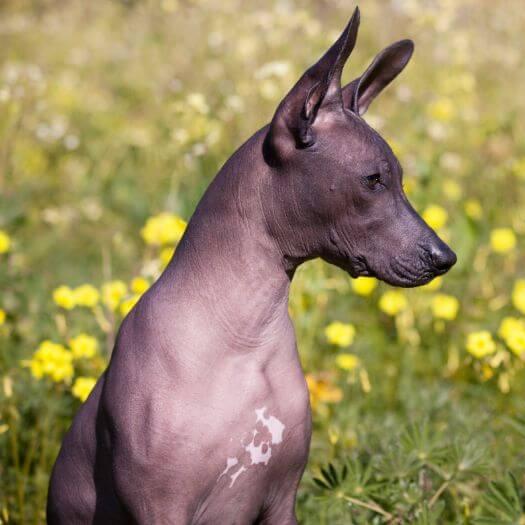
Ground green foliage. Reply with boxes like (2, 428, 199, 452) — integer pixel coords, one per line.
(476, 473, 525, 525)
(303, 420, 493, 524)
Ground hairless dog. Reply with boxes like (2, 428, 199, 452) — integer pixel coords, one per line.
(47, 7, 456, 524)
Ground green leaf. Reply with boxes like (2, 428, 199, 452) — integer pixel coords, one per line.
(476, 472, 525, 524)
(313, 477, 331, 491)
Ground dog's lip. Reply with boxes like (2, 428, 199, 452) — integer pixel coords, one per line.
(354, 267, 375, 278)
(381, 266, 447, 288)
(344, 254, 449, 286)
(355, 258, 448, 288)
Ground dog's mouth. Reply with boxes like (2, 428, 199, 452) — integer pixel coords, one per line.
(345, 254, 448, 288)
(344, 255, 374, 279)
(327, 228, 452, 288)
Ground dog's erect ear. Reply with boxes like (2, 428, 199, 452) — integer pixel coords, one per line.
(342, 39, 414, 116)
(264, 8, 360, 160)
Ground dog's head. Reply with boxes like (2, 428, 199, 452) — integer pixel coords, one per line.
(263, 8, 456, 286)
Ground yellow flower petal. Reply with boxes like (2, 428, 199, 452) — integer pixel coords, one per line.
(53, 285, 76, 310)
(72, 377, 97, 402)
(120, 295, 140, 317)
(130, 277, 149, 295)
(379, 290, 407, 317)
(351, 277, 377, 297)
(466, 331, 496, 359)
(512, 279, 525, 315)
(73, 284, 100, 308)
(324, 322, 356, 348)
(431, 294, 459, 321)
(422, 205, 448, 230)
(141, 213, 187, 246)
(0, 230, 11, 254)
(335, 353, 360, 371)
(101, 281, 128, 311)
(490, 228, 516, 254)
(69, 333, 98, 359)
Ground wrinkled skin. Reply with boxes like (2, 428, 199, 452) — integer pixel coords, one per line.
(48, 8, 456, 525)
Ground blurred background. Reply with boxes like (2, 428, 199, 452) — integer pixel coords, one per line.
(2, 0, 525, 523)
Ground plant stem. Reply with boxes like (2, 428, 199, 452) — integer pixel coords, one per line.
(344, 496, 393, 520)
(429, 479, 451, 508)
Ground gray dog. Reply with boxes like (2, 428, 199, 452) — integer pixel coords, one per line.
(47, 7, 456, 524)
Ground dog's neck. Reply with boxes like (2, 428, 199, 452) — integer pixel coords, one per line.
(161, 128, 296, 352)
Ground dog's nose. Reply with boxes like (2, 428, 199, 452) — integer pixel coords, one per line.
(430, 243, 457, 271)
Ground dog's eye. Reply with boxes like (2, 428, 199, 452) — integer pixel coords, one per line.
(365, 173, 382, 189)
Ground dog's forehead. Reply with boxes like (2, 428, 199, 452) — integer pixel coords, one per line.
(325, 112, 398, 168)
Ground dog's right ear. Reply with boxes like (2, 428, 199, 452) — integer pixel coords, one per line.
(264, 8, 360, 165)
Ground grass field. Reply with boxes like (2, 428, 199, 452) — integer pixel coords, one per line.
(1, 0, 525, 523)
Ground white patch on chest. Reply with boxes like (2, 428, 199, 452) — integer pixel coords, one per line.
(229, 465, 246, 487)
(218, 457, 238, 479)
(255, 407, 285, 444)
(244, 430, 272, 465)
(217, 406, 286, 488)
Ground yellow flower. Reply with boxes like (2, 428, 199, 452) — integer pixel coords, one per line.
(442, 179, 462, 201)
(498, 316, 525, 340)
(466, 331, 496, 359)
(379, 290, 408, 316)
(71, 377, 97, 402)
(0, 308, 5, 325)
(422, 205, 448, 230)
(505, 330, 525, 358)
(427, 98, 455, 122)
(141, 213, 187, 246)
(512, 279, 525, 314)
(0, 230, 11, 254)
(481, 363, 494, 381)
(102, 280, 128, 311)
(324, 321, 356, 348)
(130, 277, 149, 294)
(335, 353, 360, 371)
(120, 294, 140, 316)
(498, 317, 525, 357)
(26, 359, 44, 379)
(490, 228, 516, 254)
(305, 374, 343, 409)
(160, 247, 175, 266)
(52, 285, 76, 310)
(23, 340, 74, 383)
(69, 333, 98, 359)
(73, 284, 100, 308)
(421, 276, 443, 292)
(351, 277, 377, 297)
(431, 294, 459, 320)
(464, 199, 482, 220)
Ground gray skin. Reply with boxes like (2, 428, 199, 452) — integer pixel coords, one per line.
(47, 8, 456, 525)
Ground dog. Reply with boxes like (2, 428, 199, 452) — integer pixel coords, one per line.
(47, 7, 456, 524)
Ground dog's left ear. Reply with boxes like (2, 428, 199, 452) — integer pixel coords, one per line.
(342, 39, 414, 116)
